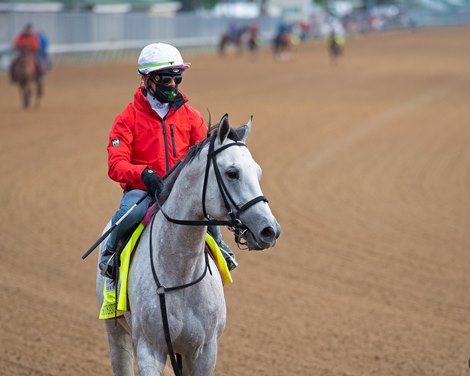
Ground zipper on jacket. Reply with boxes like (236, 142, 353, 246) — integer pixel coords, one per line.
(169, 124, 177, 158)
(161, 120, 170, 173)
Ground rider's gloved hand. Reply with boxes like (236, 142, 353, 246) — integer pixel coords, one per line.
(141, 168, 164, 198)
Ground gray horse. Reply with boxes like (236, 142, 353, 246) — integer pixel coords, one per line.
(96, 114, 281, 375)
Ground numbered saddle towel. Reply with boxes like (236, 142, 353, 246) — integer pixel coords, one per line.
(99, 226, 233, 320)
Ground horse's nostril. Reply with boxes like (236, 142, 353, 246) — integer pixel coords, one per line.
(261, 227, 276, 240)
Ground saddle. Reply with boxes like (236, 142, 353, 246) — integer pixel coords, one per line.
(99, 223, 233, 320)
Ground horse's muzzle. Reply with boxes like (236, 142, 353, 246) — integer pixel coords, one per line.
(243, 221, 281, 251)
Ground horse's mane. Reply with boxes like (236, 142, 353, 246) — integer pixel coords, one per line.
(156, 121, 244, 206)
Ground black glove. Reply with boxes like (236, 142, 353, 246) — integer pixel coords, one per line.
(141, 168, 164, 198)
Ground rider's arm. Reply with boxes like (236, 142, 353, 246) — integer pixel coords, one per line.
(107, 109, 147, 188)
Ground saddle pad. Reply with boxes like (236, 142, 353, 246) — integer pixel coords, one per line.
(99, 228, 232, 320)
(99, 223, 145, 320)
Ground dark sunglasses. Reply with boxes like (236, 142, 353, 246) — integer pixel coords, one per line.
(150, 70, 183, 85)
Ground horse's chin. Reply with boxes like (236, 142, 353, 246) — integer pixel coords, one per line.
(243, 230, 276, 251)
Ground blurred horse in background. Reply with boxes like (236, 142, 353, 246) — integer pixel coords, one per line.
(326, 17, 346, 65)
(328, 31, 345, 64)
(219, 23, 259, 58)
(218, 26, 247, 56)
(10, 47, 43, 109)
(273, 31, 294, 61)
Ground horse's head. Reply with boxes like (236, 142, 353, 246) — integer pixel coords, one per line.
(204, 114, 281, 250)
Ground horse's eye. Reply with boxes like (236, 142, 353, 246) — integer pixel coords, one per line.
(226, 168, 239, 180)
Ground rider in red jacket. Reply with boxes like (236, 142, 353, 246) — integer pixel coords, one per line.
(9, 23, 41, 82)
(100, 43, 237, 279)
(108, 86, 207, 191)
(13, 23, 40, 54)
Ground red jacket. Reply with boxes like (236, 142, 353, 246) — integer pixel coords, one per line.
(13, 33, 40, 54)
(108, 86, 207, 191)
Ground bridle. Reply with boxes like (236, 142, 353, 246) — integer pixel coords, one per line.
(154, 132, 268, 246)
(149, 132, 268, 375)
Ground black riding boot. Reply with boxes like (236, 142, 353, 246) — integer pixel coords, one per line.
(99, 246, 117, 279)
(219, 238, 238, 271)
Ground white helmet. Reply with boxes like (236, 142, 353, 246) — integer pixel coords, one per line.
(137, 43, 190, 75)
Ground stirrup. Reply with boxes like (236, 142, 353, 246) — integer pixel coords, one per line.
(100, 253, 116, 279)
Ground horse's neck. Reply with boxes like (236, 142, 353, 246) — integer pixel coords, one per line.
(150, 152, 215, 276)
(151, 219, 207, 285)
(19, 48, 34, 60)
(17, 52, 35, 72)
(155, 217, 206, 254)
(152, 184, 207, 278)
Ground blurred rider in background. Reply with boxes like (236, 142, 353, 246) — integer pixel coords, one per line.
(9, 23, 41, 82)
(13, 23, 40, 54)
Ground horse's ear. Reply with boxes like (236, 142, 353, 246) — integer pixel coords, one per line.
(240, 116, 252, 143)
(217, 114, 231, 144)
(226, 116, 252, 143)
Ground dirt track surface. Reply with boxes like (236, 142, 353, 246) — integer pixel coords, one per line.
(1, 26, 470, 375)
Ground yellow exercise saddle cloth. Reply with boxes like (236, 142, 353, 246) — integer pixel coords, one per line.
(99, 225, 232, 320)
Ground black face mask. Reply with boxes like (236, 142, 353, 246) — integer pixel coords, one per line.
(147, 69, 182, 103)
(147, 84, 178, 103)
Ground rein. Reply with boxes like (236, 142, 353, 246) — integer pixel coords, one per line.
(148, 213, 212, 376)
(149, 134, 267, 375)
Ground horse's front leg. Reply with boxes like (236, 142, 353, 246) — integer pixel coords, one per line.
(35, 77, 43, 109)
(104, 319, 134, 376)
(21, 84, 31, 109)
(183, 340, 218, 376)
(135, 338, 167, 376)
